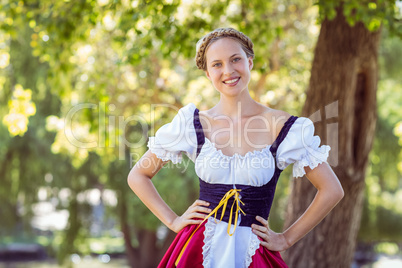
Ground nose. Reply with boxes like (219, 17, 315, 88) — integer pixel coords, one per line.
(223, 63, 234, 76)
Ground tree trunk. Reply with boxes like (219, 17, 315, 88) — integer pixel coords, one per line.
(137, 229, 158, 268)
(119, 193, 139, 268)
(283, 7, 381, 268)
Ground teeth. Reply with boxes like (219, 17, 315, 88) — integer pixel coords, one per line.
(224, 78, 239, 84)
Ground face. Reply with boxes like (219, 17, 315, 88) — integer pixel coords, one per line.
(204, 38, 253, 97)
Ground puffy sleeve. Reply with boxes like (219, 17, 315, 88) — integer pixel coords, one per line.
(147, 103, 198, 164)
(276, 117, 331, 178)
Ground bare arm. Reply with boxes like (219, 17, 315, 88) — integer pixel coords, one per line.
(282, 162, 344, 246)
(127, 150, 211, 233)
(252, 162, 344, 251)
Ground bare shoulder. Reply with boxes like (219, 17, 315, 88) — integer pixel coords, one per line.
(260, 106, 292, 137)
(198, 109, 214, 132)
(198, 109, 210, 119)
(268, 109, 291, 121)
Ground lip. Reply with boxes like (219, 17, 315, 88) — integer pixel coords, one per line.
(223, 77, 240, 82)
(222, 77, 240, 86)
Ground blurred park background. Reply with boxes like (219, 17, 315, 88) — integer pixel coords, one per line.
(0, 0, 402, 267)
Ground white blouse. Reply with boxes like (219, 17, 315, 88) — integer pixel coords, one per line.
(148, 103, 330, 182)
(147, 102, 331, 267)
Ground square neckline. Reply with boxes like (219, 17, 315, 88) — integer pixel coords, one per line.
(194, 106, 298, 159)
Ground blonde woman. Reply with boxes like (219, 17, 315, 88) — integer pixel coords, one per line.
(128, 28, 344, 267)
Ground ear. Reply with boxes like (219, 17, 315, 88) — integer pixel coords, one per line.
(205, 69, 211, 81)
(248, 57, 253, 71)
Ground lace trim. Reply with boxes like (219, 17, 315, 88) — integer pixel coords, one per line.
(293, 145, 331, 178)
(202, 218, 217, 268)
(245, 232, 261, 267)
(203, 138, 272, 160)
(147, 137, 182, 164)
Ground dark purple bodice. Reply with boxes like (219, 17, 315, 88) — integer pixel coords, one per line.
(193, 108, 298, 227)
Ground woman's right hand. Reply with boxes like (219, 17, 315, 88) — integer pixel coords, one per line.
(169, 200, 212, 233)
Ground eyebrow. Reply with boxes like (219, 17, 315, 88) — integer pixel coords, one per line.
(210, 53, 240, 64)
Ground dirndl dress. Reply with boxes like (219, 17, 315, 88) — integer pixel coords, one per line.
(147, 103, 330, 268)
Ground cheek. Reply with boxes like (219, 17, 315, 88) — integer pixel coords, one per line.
(240, 62, 249, 71)
(241, 64, 251, 75)
(210, 70, 221, 81)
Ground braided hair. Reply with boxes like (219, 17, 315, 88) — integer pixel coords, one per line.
(195, 28, 254, 71)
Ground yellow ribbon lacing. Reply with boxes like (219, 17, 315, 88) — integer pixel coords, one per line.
(175, 188, 246, 266)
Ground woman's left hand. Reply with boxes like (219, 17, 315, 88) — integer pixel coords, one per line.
(251, 216, 291, 252)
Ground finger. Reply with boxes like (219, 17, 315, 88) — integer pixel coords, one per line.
(256, 216, 269, 227)
(195, 206, 212, 214)
(190, 203, 211, 213)
(252, 229, 269, 241)
(189, 206, 212, 215)
(187, 219, 203, 225)
(189, 212, 209, 219)
(252, 228, 265, 237)
(260, 241, 270, 249)
(251, 223, 267, 232)
(193, 199, 210, 207)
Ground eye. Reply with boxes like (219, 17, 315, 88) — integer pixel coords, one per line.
(233, 57, 241, 62)
(212, 62, 222, 67)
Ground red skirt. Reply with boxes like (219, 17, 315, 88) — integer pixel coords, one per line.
(158, 222, 289, 268)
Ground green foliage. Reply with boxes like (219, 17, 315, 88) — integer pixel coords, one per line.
(2, 84, 36, 136)
(316, 0, 402, 35)
(358, 28, 402, 242)
(1, 0, 402, 264)
(128, 157, 199, 231)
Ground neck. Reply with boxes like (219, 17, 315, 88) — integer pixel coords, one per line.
(215, 89, 258, 119)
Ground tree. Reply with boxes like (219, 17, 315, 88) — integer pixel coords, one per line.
(0, 1, 316, 267)
(283, 1, 401, 267)
(1, 0, 400, 267)
(358, 27, 402, 249)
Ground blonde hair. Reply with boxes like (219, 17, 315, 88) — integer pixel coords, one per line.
(195, 28, 254, 71)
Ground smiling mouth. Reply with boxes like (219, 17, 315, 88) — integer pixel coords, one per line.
(223, 78, 240, 84)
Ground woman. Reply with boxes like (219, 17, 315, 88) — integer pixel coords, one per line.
(127, 28, 344, 267)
